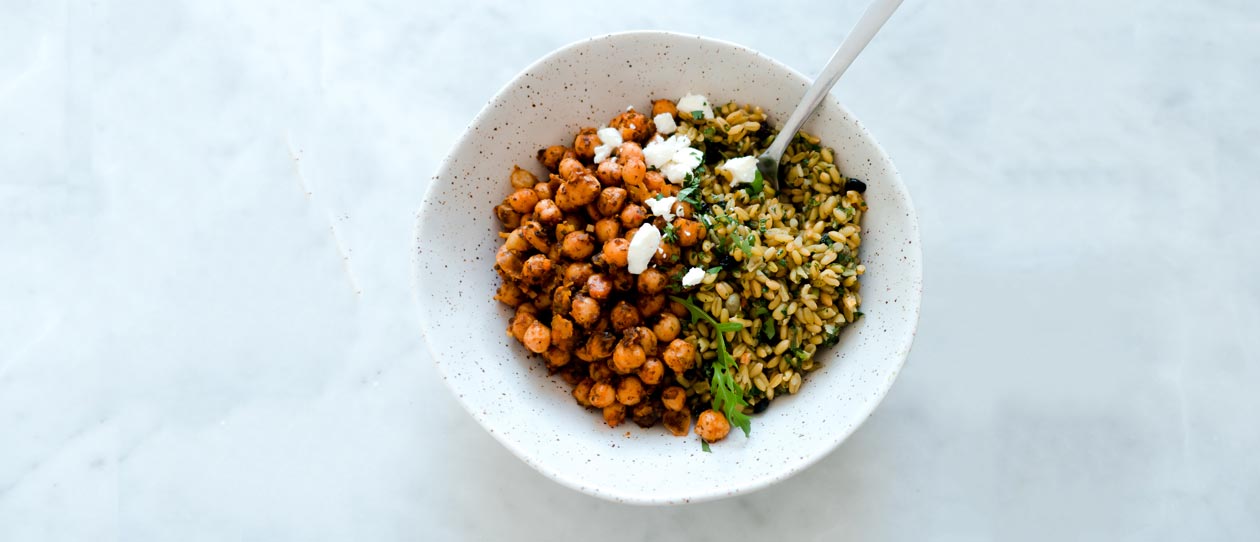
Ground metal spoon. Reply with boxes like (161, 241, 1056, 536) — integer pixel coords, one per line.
(757, 0, 904, 190)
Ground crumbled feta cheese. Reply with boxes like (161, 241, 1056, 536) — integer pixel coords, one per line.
(645, 196, 677, 222)
(677, 94, 714, 120)
(592, 126, 623, 164)
(627, 224, 661, 274)
(719, 156, 759, 186)
(653, 113, 677, 135)
(681, 267, 706, 287)
(643, 135, 703, 184)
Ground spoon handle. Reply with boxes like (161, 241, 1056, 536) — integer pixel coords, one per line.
(763, 0, 904, 162)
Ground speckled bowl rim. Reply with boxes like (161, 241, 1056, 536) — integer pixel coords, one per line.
(414, 30, 922, 505)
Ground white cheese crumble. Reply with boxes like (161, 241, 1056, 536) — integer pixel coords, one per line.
(626, 224, 661, 274)
(653, 113, 677, 135)
(592, 126, 623, 164)
(645, 196, 677, 222)
(643, 134, 704, 184)
(677, 94, 714, 120)
(718, 156, 759, 186)
(681, 267, 706, 287)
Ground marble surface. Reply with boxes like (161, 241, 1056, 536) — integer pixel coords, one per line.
(1, 0, 1257, 539)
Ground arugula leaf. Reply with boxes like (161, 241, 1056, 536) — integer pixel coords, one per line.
(691, 110, 704, 120)
(715, 321, 744, 333)
(668, 295, 753, 438)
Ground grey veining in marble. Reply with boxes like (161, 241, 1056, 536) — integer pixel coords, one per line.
(2, 0, 1258, 540)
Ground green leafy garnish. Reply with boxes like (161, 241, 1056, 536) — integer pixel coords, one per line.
(691, 111, 704, 120)
(662, 224, 678, 243)
(746, 169, 764, 197)
(703, 127, 715, 137)
(731, 232, 754, 258)
(669, 296, 752, 438)
(762, 318, 776, 341)
(706, 266, 722, 274)
(701, 440, 712, 453)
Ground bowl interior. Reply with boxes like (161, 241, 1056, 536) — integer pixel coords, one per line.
(415, 31, 921, 504)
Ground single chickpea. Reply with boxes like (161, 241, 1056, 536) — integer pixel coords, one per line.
(611, 340, 647, 374)
(661, 386, 687, 412)
(651, 99, 678, 118)
(585, 273, 613, 300)
(636, 293, 667, 318)
(619, 203, 648, 229)
(602, 238, 630, 267)
(617, 141, 645, 164)
(637, 358, 665, 385)
(622, 157, 646, 188)
(595, 159, 622, 186)
(520, 254, 553, 286)
(533, 180, 554, 201)
(561, 231, 596, 260)
(588, 382, 616, 408)
(662, 339, 697, 373)
(510, 165, 539, 189)
(494, 203, 521, 230)
(550, 314, 575, 350)
(565, 262, 594, 285)
(695, 410, 732, 443)
(597, 187, 629, 217)
(495, 245, 524, 278)
(533, 199, 562, 225)
(630, 401, 660, 428)
(494, 281, 528, 308)
(662, 409, 692, 437)
(636, 268, 668, 294)
(652, 313, 681, 343)
(609, 300, 642, 332)
(544, 347, 570, 368)
(603, 403, 626, 427)
(573, 378, 595, 407)
(506, 188, 539, 214)
(616, 376, 646, 406)
(522, 321, 551, 353)
(573, 127, 600, 160)
(672, 218, 705, 247)
(558, 157, 586, 182)
(594, 217, 621, 243)
(570, 294, 601, 327)
(610, 110, 653, 143)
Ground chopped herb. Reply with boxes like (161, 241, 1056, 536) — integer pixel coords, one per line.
(731, 231, 753, 258)
(703, 127, 715, 137)
(691, 111, 704, 120)
(701, 441, 711, 453)
(653, 193, 663, 200)
(706, 266, 722, 274)
(762, 318, 776, 340)
(746, 169, 764, 197)
(662, 224, 678, 243)
(669, 296, 752, 438)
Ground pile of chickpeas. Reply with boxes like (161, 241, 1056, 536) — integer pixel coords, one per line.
(493, 99, 733, 444)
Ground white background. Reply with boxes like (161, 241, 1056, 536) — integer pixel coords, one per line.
(2, 0, 1258, 540)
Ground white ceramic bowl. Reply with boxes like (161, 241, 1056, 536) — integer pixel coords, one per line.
(415, 31, 921, 505)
